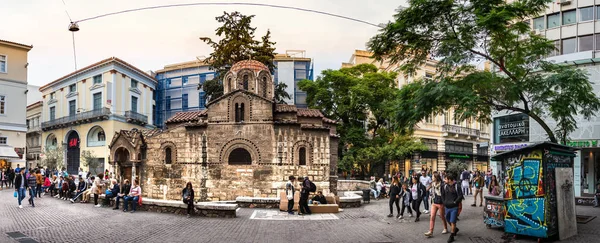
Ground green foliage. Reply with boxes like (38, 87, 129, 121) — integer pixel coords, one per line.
(81, 150, 100, 174)
(200, 11, 277, 102)
(274, 83, 292, 104)
(298, 64, 426, 174)
(368, 0, 600, 143)
(41, 146, 63, 170)
(446, 159, 468, 179)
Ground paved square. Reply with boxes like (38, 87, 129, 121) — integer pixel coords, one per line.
(250, 210, 339, 220)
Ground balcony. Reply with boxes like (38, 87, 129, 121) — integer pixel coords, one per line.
(27, 125, 41, 134)
(125, 111, 148, 125)
(480, 132, 490, 139)
(442, 124, 480, 137)
(42, 108, 111, 131)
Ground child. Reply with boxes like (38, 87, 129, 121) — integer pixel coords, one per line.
(398, 183, 413, 219)
(61, 178, 69, 200)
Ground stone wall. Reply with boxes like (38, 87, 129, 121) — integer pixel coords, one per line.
(337, 180, 370, 191)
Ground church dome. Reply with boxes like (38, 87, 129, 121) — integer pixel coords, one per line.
(230, 60, 270, 73)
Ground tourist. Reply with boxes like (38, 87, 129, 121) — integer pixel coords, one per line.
(488, 175, 500, 196)
(369, 176, 379, 199)
(460, 169, 470, 196)
(442, 174, 463, 243)
(398, 182, 413, 219)
(299, 176, 312, 215)
(68, 176, 77, 199)
(49, 175, 58, 197)
(311, 191, 327, 205)
(182, 182, 195, 217)
(15, 164, 21, 174)
(70, 177, 88, 203)
(594, 183, 600, 207)
(0, 169, 6, 190)
(8, 168, 15, 188)
(285, 176, 296, 215)
(123, 179, 141, 213)
(471, 171, 484, 207)
(35, 170, 43, 198)
(376, 179, 384, 200)
(420, 171, 432, 214)
(103, 179, 119, 208)
(92, 174, 103, 207)
(424, 173, 448, 237)
(42, 175, 51, 194)
(82, 176, 95, 203)
(27, 169, 37, 207)
(410, 176, 426, 222)
(14, 169, 26, 208)
(387, 176, 401, 217)
(78, 168, 84, 180)
(114, 179, 130, 210)
(60, 177, 69, 200)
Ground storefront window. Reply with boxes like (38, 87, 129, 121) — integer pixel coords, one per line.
(493, 113, 529, 144)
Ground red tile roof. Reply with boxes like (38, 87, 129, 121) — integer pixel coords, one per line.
(165, 110, 207, 124)
(0, 39, 33, 50)
(297, 108, 323, 118)
(230, 60, 269, 73)
(322, 118, 338, 124)
(275, 104, 297, 113)
(39, 57, 156, 91)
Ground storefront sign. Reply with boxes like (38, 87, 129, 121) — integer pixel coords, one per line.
(563, 140, 599, 148)
(449, 154, 470, 159)
(68, 138, 79, 148)
(494, 114, 529, 143)
(493, 143, 530, 152)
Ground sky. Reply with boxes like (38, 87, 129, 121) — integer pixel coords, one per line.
(1, 0, 406, 87)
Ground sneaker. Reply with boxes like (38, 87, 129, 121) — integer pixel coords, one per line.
(18, 205, 23, 209)
(288, 212, 294, 215)
(398, 215, 404, 219)
(113, 208, 119, 210)
(442, 229, 448, 234)
(447, 235, 455, 243)
(387, 214, 393, 217)
(424, 231, 433, 237)
(455, 228, 459, 235)
(187, 214, 191, 218)
(415, 217, 420, 222)
(424, 210, 429, 214)
(70, 199, 74, 203)
(130, 210, 135, 213)
(95, 205, 101, 208)
(409, 214, 413, 218)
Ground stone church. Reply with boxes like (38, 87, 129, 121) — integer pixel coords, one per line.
(108, 60, 339, 201)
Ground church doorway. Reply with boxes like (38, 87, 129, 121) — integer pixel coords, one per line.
(228, 148, 251, 165)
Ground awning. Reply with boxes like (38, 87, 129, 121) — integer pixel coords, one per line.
(0, 146, 19, 160)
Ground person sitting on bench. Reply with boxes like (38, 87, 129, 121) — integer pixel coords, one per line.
(70, 177, 87, 203)
(311, 191, 327, 205)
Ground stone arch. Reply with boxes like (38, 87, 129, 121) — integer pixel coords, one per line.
(114, 147, 131, 164)
(160, 141, 177, 164)
(228, 148, 252, 165)
(257, 71, 272, 99)
(219, 138, 261, 164)
(236, 69, 256, 91)
(292, 140, 313, 166)
(46, 133, 58, 148)
(224, 73, 235, 93)
(229, 94, 250, 122)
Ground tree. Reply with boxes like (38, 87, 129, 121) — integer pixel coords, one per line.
(298, 64, 426, 176)
(41, 146, 63, 170)
(274, 83, 291, 104)
(199, 11, 277, 101)
(81, 150, 100, 174)
(368, 0, 600, 144)
(446, 159, 468, 179)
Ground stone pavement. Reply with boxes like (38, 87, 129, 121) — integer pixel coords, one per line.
(1, 189, 599, 243)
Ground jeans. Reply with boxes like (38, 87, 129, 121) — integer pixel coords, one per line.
(184, 198, 194, 215)
(445, 206, 459, 223)
(388, 196, 400, 215)
(400, 203, 412, 216)
(72, 190, 85, 201)
(28, 188, 36, 206)
(429, 203, 447, 231)
(115, 195, 125, 209)
(17, 187, 26, 206)
(287, 199, 294, 213)
(423, 191, 430, 210)
(371, 188, 380, 199)
(123, 196, 139, 211)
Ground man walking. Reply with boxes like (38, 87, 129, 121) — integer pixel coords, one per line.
(420, 171, 432, 214)
(299, 176, 312, 215)
(27, 170, 37, 207)
(14, 169, 27, 208)
(286, 176, 296, 215)
(442, 174, 463, 243)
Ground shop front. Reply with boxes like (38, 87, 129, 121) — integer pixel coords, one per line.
(0, 146, 23, 170)
(563, 139, 600, 197)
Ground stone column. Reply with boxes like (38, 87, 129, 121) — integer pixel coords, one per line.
(131, 164, 136, 183)
(329, 175, 338, 196)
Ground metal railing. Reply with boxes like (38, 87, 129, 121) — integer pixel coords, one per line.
(27, 125, 41, 133)
(42, 108, 110, 130)
(125, 110, 148, 124)
(480, 132, 490, 138)
(442, 124, 480, 137)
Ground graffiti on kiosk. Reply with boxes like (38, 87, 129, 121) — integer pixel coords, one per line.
(503, 150, 543, 199)
(505, 198, 548, 238)
(484, 200, 505, 227)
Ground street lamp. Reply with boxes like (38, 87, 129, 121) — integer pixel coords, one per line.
(68, 22, 79, 32)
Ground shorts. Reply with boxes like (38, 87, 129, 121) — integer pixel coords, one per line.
(445, 206, 458, 223)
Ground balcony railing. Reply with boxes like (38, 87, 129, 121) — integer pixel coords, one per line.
(480, 132, 490, 139)
(42, 108, 111, 131)
(27, 126, 41, 133)
(125, 111, 148, 125)
(442, 124, 480, 137)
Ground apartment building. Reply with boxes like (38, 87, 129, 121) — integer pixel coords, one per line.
(342, 50, 491, 176)
(26, 101, 42, 167)
(0, 39, 32, 170)
(273, 50, 313, 108)
(39, 57, 156, 175)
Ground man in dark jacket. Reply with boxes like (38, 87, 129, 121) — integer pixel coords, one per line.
(299, 176, 312, 215)
(14, 169, 27, 208)
(442, 174, 463, 243)
(311, 191, 327, 205)
(26, 170, 37, 207)
(103, 179, 120, 207)
(114, 179, 130, 210)
(70, 177, 87, 203)
(68, 177, 76, 198)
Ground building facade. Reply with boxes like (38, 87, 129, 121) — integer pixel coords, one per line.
(109, 60, 338, 200)
(273, 50, 313, 108)
(342, 50, 491, 176)
(26, 101, 42, 168)
(39, 57, 157, 175)
(0, 39, 32, 170)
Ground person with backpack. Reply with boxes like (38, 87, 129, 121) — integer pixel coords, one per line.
(424, 172, 448, 237)
(442, 173, 464, 243)
(299, 176, 313, 215)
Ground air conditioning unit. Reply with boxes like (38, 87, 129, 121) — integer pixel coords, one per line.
(559, 0, 571, 6)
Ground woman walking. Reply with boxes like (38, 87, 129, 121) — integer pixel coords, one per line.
(424, 173, 448, 237)
(410, 176, 426, 222)
(182, 182, 195, 218)
(387, 177, 401, 217)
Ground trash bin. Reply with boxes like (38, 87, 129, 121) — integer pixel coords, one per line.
(362, 189, 371, 203)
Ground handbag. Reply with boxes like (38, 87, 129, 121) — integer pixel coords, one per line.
(14, 191, 17, 198)
(286, 189, 293, 200)
(105, 189, 112, 197)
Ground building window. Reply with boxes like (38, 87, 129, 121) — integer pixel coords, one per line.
(547, 13, 560, 28)
(166, 96, 171, 110)
(50, 92, 55, 100)
(235, 103, 245, 122)
(0, 55, 6, 73)
(444, 112, 450, 125)
(69, 84, 76, 93)
(165, 147, 172, 164)
(98, 131, 105, 141)
(581, 7, 594, 22)
(422, 138, 438, 151)
(131, 96, 138, 113)
(580, 35, 594, 52)
(595, 34, 600, 51)
(548, 40, 560, 56)
(0, 137, 6, 145)
(261, 77, 268, 97)
(453, 113, 459, 125)
(50, 107, 56, 120)
(228, 148, 252, 165)
(597, 5, 600, 20)
(295, 69, 307, 80)
(425, 72, 434, 80)
(131, 79, 138, 88)
(93, 93, 102, 110)
(477, 146, 488, 155)
(425, 115, 433, 124)
(562, 10, 576, 25)
(228, 77, 232, 91)
(562, 38, 577, 54)
(87, 126, 106, 147)
(93, 75, 102, 84)
(0, 95, 4, 115)
(299, 147, 307, 165)
(533, 16, 544, 30)
(69, 100, 76, 116)
(243, 75, 249, 90)
(445, 140, 473, 153)
(182, 94, 188, 109)
(199, 92, 206, 109)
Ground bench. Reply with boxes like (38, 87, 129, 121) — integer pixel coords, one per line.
(308, 195, 339, 213)
(97, 195, 238, 218)
(338, 191, 363, 208)
(236, 197, 280, 208)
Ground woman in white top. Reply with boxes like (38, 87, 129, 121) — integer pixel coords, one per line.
(376, 179, 383, 199)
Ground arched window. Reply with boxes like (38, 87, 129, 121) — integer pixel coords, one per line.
(87, 126, 106, 147)
(228, 77, 232, 91)
(243, 75, 249, 90)
(46, 134, 58, 148)
(98, 131, 105, 141)
(137, 153, 142, 161)
(228, 148, 252, 165)
(165, 147, 172, 164)
(240, 103, 245, 122)
(235, 103, 240, 122)
(299, 147, 307, 165)
(261, 77, 267, 97)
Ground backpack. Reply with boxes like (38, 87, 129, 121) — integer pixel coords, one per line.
(309, 181, 317, 193)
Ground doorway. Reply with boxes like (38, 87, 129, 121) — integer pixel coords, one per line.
(66, 131, 80, 175)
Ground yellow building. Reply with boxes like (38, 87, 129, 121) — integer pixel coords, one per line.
(0, 39, 32, 170)
(342, 50, 491, 175)
(39, 57, 156, 175)
(26, 101, 43, 168)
